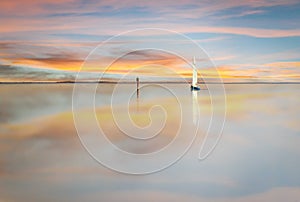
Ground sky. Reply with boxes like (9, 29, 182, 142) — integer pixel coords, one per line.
(0, 0, 300, 82)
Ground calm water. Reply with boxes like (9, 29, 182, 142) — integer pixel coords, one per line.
(0, 84, 299, 201)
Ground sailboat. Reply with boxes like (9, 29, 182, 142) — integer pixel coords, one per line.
(191, 57, 201, 91)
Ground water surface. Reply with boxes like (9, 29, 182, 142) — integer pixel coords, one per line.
(0, 84, 299, 201)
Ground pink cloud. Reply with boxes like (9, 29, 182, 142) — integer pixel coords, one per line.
(1, 0, 299, 38)
(176, 26, 300, 38)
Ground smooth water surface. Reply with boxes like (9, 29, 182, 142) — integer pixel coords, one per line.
(0, 84, 299, 201)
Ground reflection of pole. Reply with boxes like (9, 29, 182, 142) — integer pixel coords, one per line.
(192, 90, 198, 125)
(136, 77, 140, 98)
(136, 77, 140, 112)
(136, 93, 140, 112)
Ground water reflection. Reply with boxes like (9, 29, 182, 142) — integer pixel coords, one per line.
(136, 82, 140, 112)
(192, 90, 199, 125)
(0, 84, 299, 201)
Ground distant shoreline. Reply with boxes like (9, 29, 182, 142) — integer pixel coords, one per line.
(0, 81, 300, 84)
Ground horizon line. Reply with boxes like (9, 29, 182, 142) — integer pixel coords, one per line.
(1, 81, 300, 85)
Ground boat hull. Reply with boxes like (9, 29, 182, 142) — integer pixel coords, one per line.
(191, 85, 200, 91)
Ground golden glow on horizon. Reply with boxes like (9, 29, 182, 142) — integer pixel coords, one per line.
(10, 58, 300, 81)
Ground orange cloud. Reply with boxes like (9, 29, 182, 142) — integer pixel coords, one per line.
(12, 58, 83, 71)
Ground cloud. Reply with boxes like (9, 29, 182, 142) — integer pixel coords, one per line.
(1, 58, 300, 82)
(1, 0, 297, 17)
(213, 9, 266, 20)
(254, 48, 300, 62)
(178, 61, 300, 82)
(2, 15, 300, 38)
(0, 0, 300, 82)
(0, 41, 88, 71)
(89, 188, 300, 202)
(0, 0, 299, 38)
(172, 26, 300, 38)
(110, 49, 185, 66)
(13, 52, 84, 70)
(0, 65, 77, 81)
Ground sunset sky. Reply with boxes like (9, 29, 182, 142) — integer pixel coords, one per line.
(1, 1, 300, 200)
(1, 0, 300, 82)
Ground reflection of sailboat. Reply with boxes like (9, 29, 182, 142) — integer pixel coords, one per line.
(192, 90, 198, 125)
(191, 57, 201, 91)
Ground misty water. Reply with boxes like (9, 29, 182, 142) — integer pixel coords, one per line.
(0, 84, 299, 201)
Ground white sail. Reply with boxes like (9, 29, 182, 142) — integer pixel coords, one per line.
(192, 57, 197, 87)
